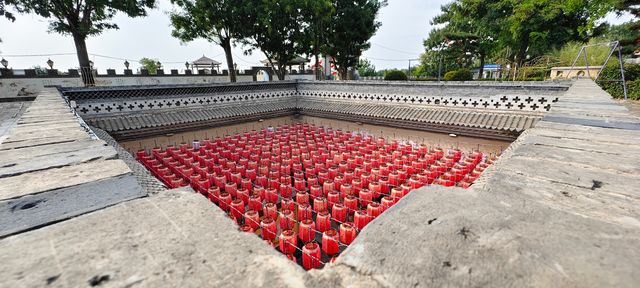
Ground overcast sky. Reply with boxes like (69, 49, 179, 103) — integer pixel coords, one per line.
(0, 0, 632, 72)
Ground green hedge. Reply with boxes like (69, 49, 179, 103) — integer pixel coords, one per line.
(443, 68, 473, 81)
(598, 64, 640, 100)
(383, 70, 408, 81)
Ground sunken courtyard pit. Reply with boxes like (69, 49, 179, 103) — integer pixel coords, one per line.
(1, 79, 639, 286)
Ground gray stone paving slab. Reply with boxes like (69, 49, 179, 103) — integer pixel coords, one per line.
(0, 89, 145, 238)
(0, 188, 306, 288)
(0, 174, 143, 237)
(0, 159, 132, 200)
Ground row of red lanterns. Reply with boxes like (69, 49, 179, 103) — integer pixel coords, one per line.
(137, 123, 496, 269)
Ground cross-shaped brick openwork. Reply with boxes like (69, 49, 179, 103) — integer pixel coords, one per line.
(538, 98, 547, 104)
(513, 96, 521, 102)
(493, 102, 501, 108)
(531, 103, 539, 110)
(518, 103, 526, 109)
(500, 96, 508, 102)
(80, 107, 89, 114)
(505, 102, 513, 109)
(128, 104, 135, 110)
(525, 97, 533, 104)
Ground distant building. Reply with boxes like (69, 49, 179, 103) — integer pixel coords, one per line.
(549, 66, 602, 80)
(189, 55, 222, 73)
(261, 56, 309, 73)
(472, 64, 501, 79)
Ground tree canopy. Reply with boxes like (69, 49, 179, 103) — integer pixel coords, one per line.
(6, 0, 156, 84)
(1, 0, 15, 22)
(170, 0, 252, 82)
(139, 57, 160, 74)
(421, 0, 623, 78)
(356, 58, 377, 77)
(241, 0, 309, 80)
(324, 0, 386, 80)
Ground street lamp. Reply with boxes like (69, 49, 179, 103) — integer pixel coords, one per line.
(234, 63, 238, 72)
(89, 60, 94, 68)
(185, 61, 190, 70)
(124, 60, 130, 69)
(1, 58, 7, 68)
(46, 58, 54, 69)
(156, 61, 162, 69)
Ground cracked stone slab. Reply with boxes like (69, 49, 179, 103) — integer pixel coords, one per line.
(0, 89, 146, 238)
(0, 144, 118, 179)
(0, 188, 306, 288)
(331, 185, 640, 287)
(543, 115, 640, 131)
(0, 174, 144, 237)
(0, 159, 132, 200)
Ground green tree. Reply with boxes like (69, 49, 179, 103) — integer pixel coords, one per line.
(5, 0, 155, 85)
(596, 20, 640, 57)
(383, 70, 407, 81)
(356, 58, 376, 77)
(324, 0, 386, 80)
(170, 0, 251, 82)
(243, 0, 308, 80)
(0, 0, 15, 43)
(139, 58, 160, 74)
(1, 0, 15, 21)
(424, 0, 619, 72)
(301, 0, 333, 80)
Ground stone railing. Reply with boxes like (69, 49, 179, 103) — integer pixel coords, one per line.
(58, 80, 571, 141)
(0, 67, 315, 98)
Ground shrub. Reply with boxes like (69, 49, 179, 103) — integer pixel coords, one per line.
(598, 64, 640, 99)
(384, 70, 408, 81)
(443, 68, 473, 81)
(627, 80, 640, 100)
(411, 77, 438, 81)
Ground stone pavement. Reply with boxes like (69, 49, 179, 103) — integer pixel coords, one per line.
(0, 79, 638, 287)
(0, 101, 28, 143)
(328, 79, 640, 287)
(0, 89, 145, 237)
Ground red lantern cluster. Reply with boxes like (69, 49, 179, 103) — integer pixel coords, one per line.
(136, 123, 496, 270)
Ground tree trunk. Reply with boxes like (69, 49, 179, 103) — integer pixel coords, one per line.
(516, 32, 530, 67)
(72, 33, 94, 86)
(314, 53, 320, 80)
(339, 66, 348, 81)
(221, 38, 236, 82)
(277, 65, 286, 80)
(478, 53, 486, 79)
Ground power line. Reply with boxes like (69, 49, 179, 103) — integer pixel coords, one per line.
(232, 52, 262, 66)
(371, 43, 420, 56)
(0, 52, 76, 57)
(365, 56, 420, 62)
